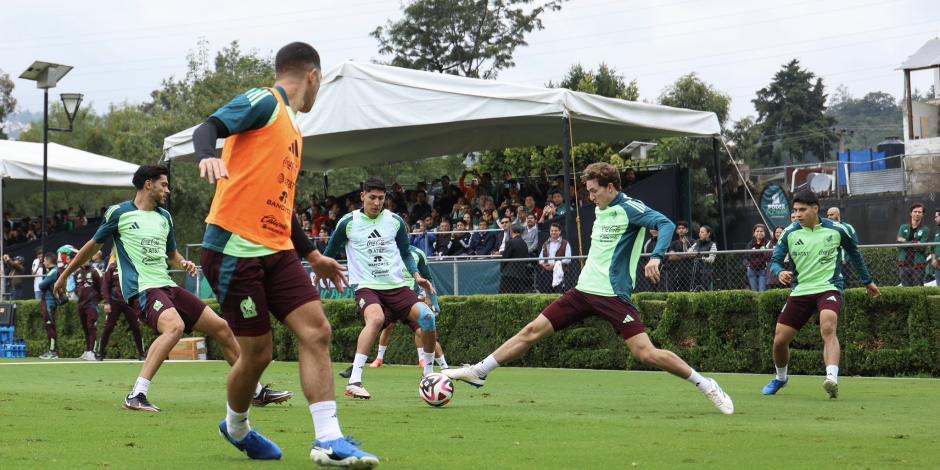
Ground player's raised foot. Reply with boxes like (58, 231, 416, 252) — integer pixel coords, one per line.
(369, 358, 384, 368)
(339, 365, 353, 379)
(441, 365, 486, 388)
(702, 378, 734, 415)
(252, 385, 293, 407)
(123, 393, 160, 412)
(762, 378, 788, 396)
(345, 383, 371, 400)
(38, 350, 58, 360)
(218, 420, 282, 460)
(311, 435, 380, 469)
(823, 379, 839, 399)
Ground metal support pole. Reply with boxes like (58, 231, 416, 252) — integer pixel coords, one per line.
(713, 137, 728, 249)
(42, 88, 49, 256)
(452, 261, 459, 296)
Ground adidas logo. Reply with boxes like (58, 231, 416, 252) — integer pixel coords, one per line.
(826, 296, 837, 301)
(622, 314, 635, 324)
(368, 229, 382, 239)
(794, 239, 804, 246)
(128, 222, 140, 230)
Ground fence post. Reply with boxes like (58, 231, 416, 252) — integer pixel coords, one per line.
(453, 261, 459, 296)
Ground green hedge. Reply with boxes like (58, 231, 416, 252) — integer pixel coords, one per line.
(12, 287, 940, 377)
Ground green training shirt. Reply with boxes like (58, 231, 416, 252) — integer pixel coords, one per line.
(771, 218, 872, 296)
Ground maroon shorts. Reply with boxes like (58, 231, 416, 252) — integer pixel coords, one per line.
(777, 290, 843, 330)
(541, 289, 647, 339)
(201, 249, 320, 337)
(356, 287, 420, 330)
(132, 286, 207, 334)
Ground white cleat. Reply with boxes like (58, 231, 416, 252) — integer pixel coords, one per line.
(823, 379, 839, 399)
(441, 365, 487, 388)
(344, 382, 371, 400)
(80, 351, 97, 361)
(703, 378, 734, 415)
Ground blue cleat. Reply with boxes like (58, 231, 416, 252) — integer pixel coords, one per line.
(310, 435, 380, 468)
(218, 420, 282, 460)
(762, 378, 788, 395)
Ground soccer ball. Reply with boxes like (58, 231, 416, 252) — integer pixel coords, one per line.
(419, 373, 454, 407)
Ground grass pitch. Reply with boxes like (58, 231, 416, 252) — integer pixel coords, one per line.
(1, 360, 938, 469)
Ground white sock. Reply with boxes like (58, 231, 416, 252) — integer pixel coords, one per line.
(686, 369, 710, 392)
(254, 382, 263, 397)
(310, 401, 343, 442)
(417, 348, 424, 363)
(776, 365, 789, 381)
(422, 351, 435, 375)
(435, 354, 448, 368)
(825, 365, 839, 383)
(376, 345, 387, 360)
(349, 353, 368, 384)
(131, 377, 150, 397)
(226, 404, 251, 441)
(472, 355, 499, 377)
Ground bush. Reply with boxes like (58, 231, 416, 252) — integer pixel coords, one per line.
(13, 287, 940, 377)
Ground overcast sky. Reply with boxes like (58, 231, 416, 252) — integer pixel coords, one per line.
(3, 0, 938, 123)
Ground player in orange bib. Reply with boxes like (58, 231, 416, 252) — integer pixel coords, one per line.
(191, 42, 377, 467)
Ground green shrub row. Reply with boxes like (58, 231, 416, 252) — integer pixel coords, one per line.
(12, 287, 940, 376)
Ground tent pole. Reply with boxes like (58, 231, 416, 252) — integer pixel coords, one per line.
(0, 177, 5, 301)
(562, 114, 583, 258)
(713, 136, 728, 249)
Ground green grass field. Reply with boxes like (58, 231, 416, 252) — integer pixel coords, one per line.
(1, 360, 938, 469)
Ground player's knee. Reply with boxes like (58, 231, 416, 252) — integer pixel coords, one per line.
(633, 345, 657, 365)
(820, 322, 837, 338)
(417, 303, 436, 332)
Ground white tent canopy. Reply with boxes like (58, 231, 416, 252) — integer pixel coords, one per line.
(163, 61, 721, 171)
(0, 140, 139, 195)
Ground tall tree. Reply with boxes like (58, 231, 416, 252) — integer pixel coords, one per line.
(0, 69, 16, 140)
(372, 0, 566, 79)
(753, 59, 835, 165)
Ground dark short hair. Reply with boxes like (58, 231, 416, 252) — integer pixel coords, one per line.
(132, 165, 169, 190)
(275, 42, 321, 77)
(362, 177, 386, 193)
(550, 223, 562, 231)
(580, 162, 621, 190)
(511, 224, 523, 234)
(792, 190, 819, 207)
(43, 252, 55, 262)
(699, 224, 712, 234)
(910, 203, 924, 212)
(675, 220, 689, 229)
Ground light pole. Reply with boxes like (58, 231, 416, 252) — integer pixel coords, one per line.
(18, 61, 83, 256)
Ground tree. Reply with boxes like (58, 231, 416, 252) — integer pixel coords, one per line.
(372, 0, 566, 79)
(725, 116, 761, 164)
(827, 86, 901, 149)
(0, 69, 16, 140)
(753, 59, 835, 165)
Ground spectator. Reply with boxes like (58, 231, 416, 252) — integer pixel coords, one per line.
(521, 214, 540, 255)
(445, 221, 472, 257)
(536, 223, 573, 293)
(468, 220, 497, 256)
(746, 224, 772, 292)
(459, 170, 482, 202)
(450, 197, 469, 223)
(767, 225, 789, 289)
(522, 195, 543, 222)
(433, 220, 453, 257)
(75, 209, 88, 227)
(665, 220, 694, 291)
(91, 250, 106, 274)
(637, 228, 663, 293)
(422, 215, 436, 232)
(481, 209, 497, 230)
(301, 212, 313, 236)
(410, 221, 435, 254)
(689, 225, 717, 292)
(310, 204, 330, 234)
(931, 209, 940, 286)
(495, 217, 513, 254)
(436, 175, 459, 214)
(826, 207, 858, 285)
(31, 247, 44, 300)
(623, 168, 637, 188)
(388, 181, 407, 213)
(897, 203, 930, 286)
(315, 228, 331, 254)
(499, 224, 531, 293)
(410, 190, 432, 223)
(2, 253, 24, 300)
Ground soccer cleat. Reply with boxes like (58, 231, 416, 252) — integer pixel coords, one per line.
(252, 385, 294, 407)
(368, 358, 384, 368)
(81, 351, 97, 361)
(310, 435, 380, 469)
(123, 393, 161, 412)
(95, 353, 104, 361)
(441, 365, 487, 388)
(218, 420, 282, 460)
(823, 379, 839, 399)
(703, 378, 734, 415)
(344, 383, 371, 400)
(339, 365, 353, 379)
(762, 378, 788, 395)
(38, 350, 58, 360)
(137, 354, 146, 361)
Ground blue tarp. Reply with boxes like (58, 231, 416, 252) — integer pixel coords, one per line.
(837, 150, 886, 187)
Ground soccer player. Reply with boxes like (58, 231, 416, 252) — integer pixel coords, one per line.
(72, 256, 103, 361)
(323, 178, 437, 400)
(191, 42, 377, 466)
(55, 166, 292, 414)
(36, 252, 63, 359)
(339, 245, 448, 376)
(762, 190, 880, 399)
(97, 252, 146, 361)
(444, 162, 734, 415)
